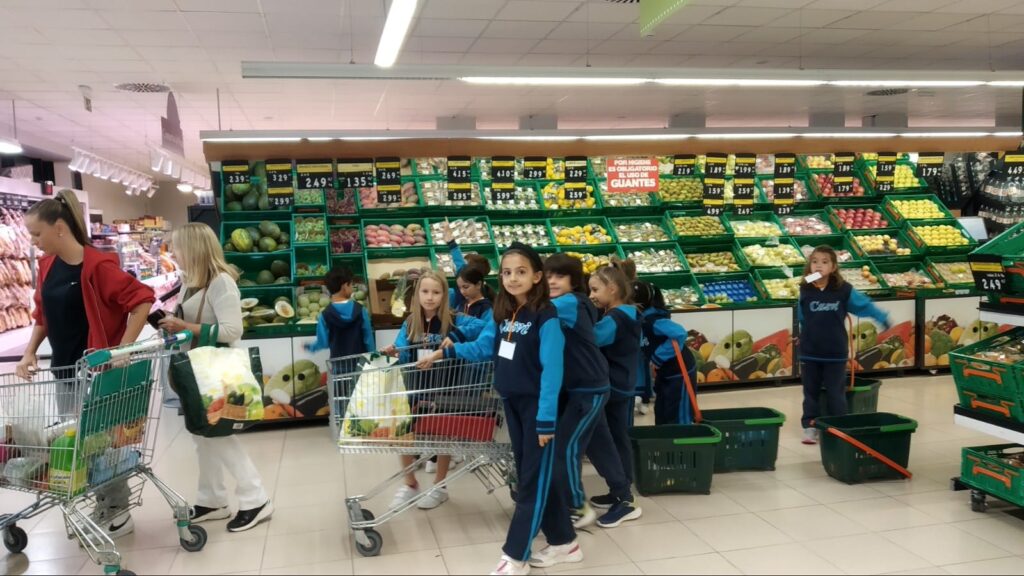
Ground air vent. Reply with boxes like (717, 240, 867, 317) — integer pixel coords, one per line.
(114, 82, 171, 93)
(866, 88, 910, 97)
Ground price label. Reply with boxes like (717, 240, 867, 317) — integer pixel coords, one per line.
(875, 152, 896, 194)
(491, 156, 516, 183)
(338, 158, 374, 189)
(917, 152, 944, 178)
(222, 160, 250, 186)
(833, 152, 855, 196)
(773, 153, 796, 216)
(265, 160, 294, 208)
(375, 157, 401, 204)
(703, 153, 727, 216)
(524, 156, 547, 180)
(447, 156, 473, 202)
(296, 160, 334, 190)
(733, 153, 756, 216)
(970, 254, 1008, 293)
(1005, 152, 1024, 177)
(673, 154, 696, 177)
(565, 156, 588, 182)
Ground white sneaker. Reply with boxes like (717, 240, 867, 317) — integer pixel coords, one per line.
(491, 555, 530, 575)
(802, 427, 819, 445)
(528, 540, 583, 568)
(80, 511, 134, 548)
(389, 484, 420, 509)
(638, 402, 650, 416)
(425, 460, 438, 474)
(416, 487, 449, 510)
(571, 504, 596, 529)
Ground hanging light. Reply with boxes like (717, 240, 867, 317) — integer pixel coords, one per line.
(177, 182, 194, 193)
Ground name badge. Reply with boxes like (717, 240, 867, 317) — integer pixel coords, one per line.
(498, 340, 516, 360)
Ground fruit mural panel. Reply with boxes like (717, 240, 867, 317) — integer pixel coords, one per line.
(921, 296, 1011, 368)
(243, 337, 327, 421)
(674, 307, 795, 384)
(849, 299, 916, 372)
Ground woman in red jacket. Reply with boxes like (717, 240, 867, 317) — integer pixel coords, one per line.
(16, 189, 155, 540)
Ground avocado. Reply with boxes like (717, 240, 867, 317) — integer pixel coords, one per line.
(256, 270, 276, 285)
(257, 194, 270, 211)
(225, 201, 243, 212)
(270, 259, 290, 278)
(241, 191, 259, 211)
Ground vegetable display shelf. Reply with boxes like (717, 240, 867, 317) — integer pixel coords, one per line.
(426, 216, 494, 249)
(666, 210, 734, 246)
(360, 218, 431, 253)
(622, 242, 689, 276)
(231, 253, 294, 289)
(549, 216, 618, 248)
(639, 273, 704, 310)
(292, 245, 330, 281)
(329, 224, 363, 257)
(904, 219, 979, 256)
(847, 228, 921, 263)
(683, 242, 750, 275)
(223, 220, 292, 256)
(735, 237, 807, 270)
(600, 190, 661, 215)
(292, 214, 329, 247)
(609, 216, 675, 245)
(722, 211, 785, 240)
(481, 182, 545, 214)
(753, 268, 803, 302)
(433, 245, 499, 279)
(356, 180, 423, 213)
(489, 218, 556, 249)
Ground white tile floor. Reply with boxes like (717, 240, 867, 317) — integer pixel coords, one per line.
(5, 374, 1024, 575)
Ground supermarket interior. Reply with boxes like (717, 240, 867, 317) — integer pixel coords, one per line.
(7, 1, 1024, 575)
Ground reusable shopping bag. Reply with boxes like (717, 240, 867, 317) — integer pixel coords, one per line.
(168, 324, 265, 437)
(339, 352, 413, 442)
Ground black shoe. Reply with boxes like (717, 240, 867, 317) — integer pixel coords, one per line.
(190, 505, 231, 524)
(227, 501, 274, 532)
(589, 493, 619, 510)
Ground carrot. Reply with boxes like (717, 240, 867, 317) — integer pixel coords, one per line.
(207, 397, 225, 413)
(753, 329, 791, 354)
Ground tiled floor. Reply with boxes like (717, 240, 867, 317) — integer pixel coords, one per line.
(5, 374, 1024, 575)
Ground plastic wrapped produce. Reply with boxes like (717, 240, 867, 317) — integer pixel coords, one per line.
(671, 215, 726, 237)
(627, 248, 685, 274)
(663, 287, 700, 309)
(686, 251, 741, 273)
(359, 182, 418, 209)
(552, 223, 613, 245)
(603, 192, 654, 208)
(741, 244, 806, 267)
(429, 218, 490, 245)
(729, 220, 783, 238)
(484, 185, 539, 210)
(780, 215, 831, 236)
(422, 180, 481, 208)
(493, 223, 550, 248)
(842, 265, 883, 291)
(614, 222, 670, 243)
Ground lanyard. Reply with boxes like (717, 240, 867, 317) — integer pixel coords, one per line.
(506, 305, 523, 342)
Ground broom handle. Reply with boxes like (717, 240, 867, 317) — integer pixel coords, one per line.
(672, 340, 702, 423)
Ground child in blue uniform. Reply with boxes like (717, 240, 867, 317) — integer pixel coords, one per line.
(632, 281, 698, 425)
(543, 254, 619, 530)
(442, 220, 494, 321)
(799, 245, 890, 444)
(382, 270, 485, 510)
(611, 257, 651, 416)
(420, 242, 579, 575)
(586, 265, 642, 528)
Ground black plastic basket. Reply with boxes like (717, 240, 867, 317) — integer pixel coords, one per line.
(814, 412, 917, 484)
(819, 377, 882, 416)
(629, 424, 721, 495)
(701, 407, 785, 473)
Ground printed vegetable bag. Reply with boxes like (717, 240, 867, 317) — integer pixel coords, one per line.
(339, 353, 413, 443)
(168, 324, 265, 437)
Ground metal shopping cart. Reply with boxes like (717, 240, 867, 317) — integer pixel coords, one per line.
(0, 332, 206, 575)
(328, 344, 513, 557)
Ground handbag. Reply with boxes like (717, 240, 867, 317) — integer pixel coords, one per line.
(167, 284, 265, 437)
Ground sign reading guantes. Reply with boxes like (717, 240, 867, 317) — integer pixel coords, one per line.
(607, 156, 659, 193)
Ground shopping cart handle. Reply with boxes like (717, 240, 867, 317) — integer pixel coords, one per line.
(84, 330, 193, 367)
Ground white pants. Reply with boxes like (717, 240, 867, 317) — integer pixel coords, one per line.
(193, 435, 268, 510)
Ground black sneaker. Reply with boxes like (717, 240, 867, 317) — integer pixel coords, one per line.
(589, 493, 619, 510)
(597, 500, 642, 529)
(227, 501, 274, 532)
(190, 505, 231, 524)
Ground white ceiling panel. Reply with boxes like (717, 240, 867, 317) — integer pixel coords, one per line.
(590, 39, 664, 55)
(517, 53, 584, 66)
(481, 20, 559, 39)
(194, 30, 271, 49)
(259, 0, 342, 14)
(938, 0, 1021, 13)
(871, 0, 957, 11)
(530, 38, 595, 54)
(734, 26, 804, 43)
(895, 12, 978, 31)
(12, 8, 110, 28)
(413, 18, 489, 37)
(183, 11, 266, 32)
(86, 0, 177, 9)
(175, 0, 258, 13)
(468, 37, 540, 54)
(495, 1, 581, 22)
(768, 9, 855, 27)
(797, 28, 871, 44)
(118, 30, 200, 47)
(704, 7, 793, 26)
(97, 10, 187, 30)
(420, 0, 506, 20)
(675, 25, 754, 42)
(553, 21, 628, 40)
(565, 2, 633, 23)
(408, 36, 478, 53)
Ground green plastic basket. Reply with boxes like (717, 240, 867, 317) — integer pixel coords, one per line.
(818, 377, 883, 416)
(961, 444, 1024, 508)
(814, 412, 917, 484)
(629, 424, 722, 495)
(700, 408, 785, 472)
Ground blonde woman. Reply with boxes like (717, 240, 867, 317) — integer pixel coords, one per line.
(159, 223, 273, 532)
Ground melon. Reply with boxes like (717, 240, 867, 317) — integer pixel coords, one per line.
(240, 298, 259, 310)
(256, 270, 276, 285)
(274, 301, 296, 319)
(270, 260, 290, 278)
(230, 229, 253, 253)
(251, 308, 276, 319)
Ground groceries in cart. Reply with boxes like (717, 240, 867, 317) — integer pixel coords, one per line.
(339, 353, 413, 442)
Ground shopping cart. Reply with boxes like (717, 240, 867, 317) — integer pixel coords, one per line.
(328, 344, 513, 557)
(0, 332, 206, 575)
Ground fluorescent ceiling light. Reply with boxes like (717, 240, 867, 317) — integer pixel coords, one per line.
(461, 76, 647, 86)
(901, 131, 991, 138)
(814, 132, 899, 138)
(162, 159, 173, 176)
(374, 0, 418, 68)
(202, 137, 302, 143)
(477, 136, 579, 142)
(150, 150, 164, 172)
(171, 163, 181, 179)
(994, 131, 1024, 137)
(125, 187, 134, 196)
(584, 134, 693, 141)
(697, 133, 800, 140)
(986, 81, 1024, 87)
(177, 182, 193, 193)
(830, 80, 983, 87)
(656, 79, 824, 87)
(146, 187, 157, 198)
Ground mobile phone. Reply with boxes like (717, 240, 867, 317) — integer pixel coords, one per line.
(147, 309, 168, 330)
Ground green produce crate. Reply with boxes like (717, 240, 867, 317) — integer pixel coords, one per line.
(481, 182, 545, 214)
(656, 175, 704, 207)
(905, 218, 979, 256)
(970, 221, 1024, 296)
(609, 216, 675, 245)
(755, 174, 817, 207)
(825, 203, 897, 233)
(839, 261, 893, 297)
(629, 424, 722, 495)
(846, 228, 921, 263)
(622, 242, 689, 275)
(293, 187, 327, 208)
(548, 216, 617, 248)
(490, 218, 556, 249)
(697, 272, 763, 308)
(736, 237, 807, 269)
(682, 243, 749, 275)
(538, 179, 603, 214)
(797, 154, 834, 173)
(882, 193, 954, 223)
(806, 171, 874, 202)
(861, 159, 928, 193)
(873, 261, 942, 296)
(325, 187, 361, 217)
(600, 188, 661, 214)
(665, 210, 733, 246)
(291, 214, 329, 246)
(407, 157, 458, 177)
(420, 179, 485, 212)
(818, 377, 883, 416)
(722, 211, 785, 240)
(925, 255, 976, 288)
(330, 253, 366, 282)
(241, 286, 296, 334)
(701, 407, 785, 472)
(639, 273, 704, 310)
(222, 220, 291, 255)
(233, 253, 294, 288)
(754, 268, 803, 302)
(814, 412, 917, 484)
(950, 328, 1024, 422)
(425, 216, 494, 248)
(361, 218, 430, 253)
(793, 233, 857, 265)
(776, 209, 836, 237)
(220, 177, 290, 220)
(557, 244, 625, 275)
(292, 245, 330, 280)
(328, 224, 363, 256)
(356, 180, 422, 213)
(961, 444, 1024, 508)
(433, 245, 499, 279)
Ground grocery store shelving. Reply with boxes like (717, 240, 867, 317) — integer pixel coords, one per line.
(953, 404, 1024, 445)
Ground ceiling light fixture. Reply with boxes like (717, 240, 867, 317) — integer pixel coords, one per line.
(830, 80, 984, 88)
(655, 79, 825, 87)
(374, 0, 419, 68)
(146, 187, 157, 198)
(900, 131, 992, 138)
(461, 76, 648, 86)
(697, 133, 801, 140)
(177, 182, 193, 193)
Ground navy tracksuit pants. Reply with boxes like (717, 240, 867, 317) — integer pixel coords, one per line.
(502, 395, 575, 562)
(653, 368, 698, 426)
(558, 391, 611, 509)
(585, 392, 634, 500)
(800, 360, 848, 428)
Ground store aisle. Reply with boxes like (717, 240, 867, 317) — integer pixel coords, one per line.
(4, 374, 1024, 575)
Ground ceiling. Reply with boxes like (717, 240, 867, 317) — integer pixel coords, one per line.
(1, 0, 1024, 173)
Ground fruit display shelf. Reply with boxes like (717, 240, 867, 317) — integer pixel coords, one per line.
(232, 253, 294, 289)
(292, 245, 330, 280)
(808, 171, 872, 201)
(557, 244, 625, 275)
(538, 180, 603, 214)
(840, 261, 892, 297)
(969, 220, 1024, 298)
(623, 243, 689, 275)
(292, 214, 329, 246)
(756, 174, 818, 207)
(657, 176, 704, 206)
(795, 234, 857, 265)
(609, 217, 675, 245)
(434, 245, 499, 279)
(549, 216, 617, 247)
(925, 255, 976, 289)
(754, 268, 803, 301)
(683, 241, 750, 275)
(420, 178, 485, 212)
(778, 210, 836, 237)
(826, 204, 897, 232)
(882, 193, 955, 223)
(904, 218, 978, 256)
(723, 211, 785, 240)
(356, 180, 422, 213)
(481, 182, 545, 213)
(861, 160, 928, 193)
(600, 189, 661, 214)
(221, 175, 292, 220)
(490, 219, 555, 249)
(361, 218, 430, 252)
(666, 210, 734, 246)
(697, 273, 763, 308)
(426, 216, 494, 248)
(847, 228, 921, 262)
(329, 224, 363, 257)
(874, 261, 943, 296)
(223, 220, 292, 256)
(640, 273, 704, 310)
(736, 237, 807, 269)
(798, 154, 834, 172)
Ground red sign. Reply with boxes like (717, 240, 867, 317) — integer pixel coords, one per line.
(607, 156, 659, 193)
